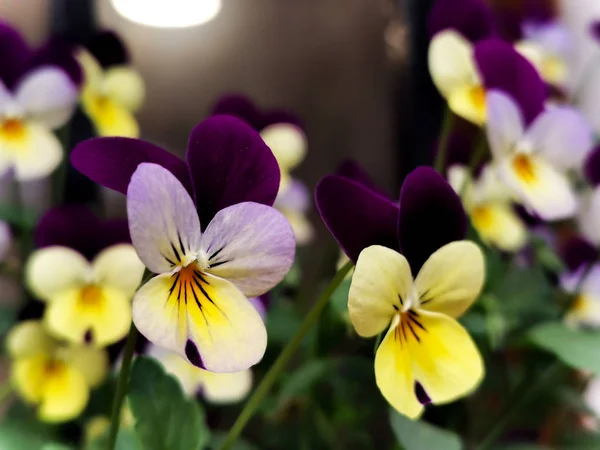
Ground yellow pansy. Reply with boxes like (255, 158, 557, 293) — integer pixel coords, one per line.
(448, 164, 527, 252)
(349, 242, 485, 418)
(26, 244, 144, 347)
(77, 49, 144, 138)
(7, 320, 108, 423)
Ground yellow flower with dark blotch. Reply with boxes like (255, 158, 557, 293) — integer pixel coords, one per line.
(7, 320, 108, 423)
(26, 244, 144, 347)
(349, 242, 485, 419)
(77, 49, 144, 138)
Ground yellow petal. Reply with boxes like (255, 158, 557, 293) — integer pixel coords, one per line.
(37, 361, 89, 423)
(92, 244, 145, 298)
(76, 49, 103, 90)
(415, 241, 484, 319)
(44, 285, 132, 346)
(26, 246, 90, 302)
(149, 345, 203, 395)
(471, 203, 527, 252)
(56, 345, 109, 388)
(6, 320, 56, 358)
(104, 66, 145, 112)
(448, 84, 487, 125)
(260, 124, 307, 173)
(349, 245, 413, 337)
(428, 30, 477, 99)
(565, 294, 600, 328)
(82, 90, 139, 138)
(133, 267, 267, 373)
(374, 318, 423, 419)
(12, 355, 89, 423)
(85, 416, 111, 443)
(408, 310, 484, 405)
(201, 369, 252, 404)
(281, 210, 314, 245)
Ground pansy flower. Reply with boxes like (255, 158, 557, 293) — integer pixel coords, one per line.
(0, 22, 80, 180)
(77, 32, 144, 138)
(148, 345, 252, 403)
(317, 167, 484, 418)
(561, 264, 600, 328)
(127, 162, 294, 372)
(486, 89, 592, 220)
(449, 164, 527, 251)
(516, 20, 571, 89)
(7, 320, 108, 422)
(578, 146, 600, 246)
(25, 205, 144, 346)
(273, 179, 314, 245)
(428, 32, 546, 126)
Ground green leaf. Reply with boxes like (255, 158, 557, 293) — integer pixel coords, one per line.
(329, 278, 351, 318)
(208, 433, 259, 450)
(278, 359, 331, 403)
(529, 322, 600, 374)
(389, 409, 463, 450)
(0, 204, 37, 230)
(42, 444, 75, 450)
(87, 428, 140, 450)
(0, 402, 58, 450)
(128, 357, 210, 450)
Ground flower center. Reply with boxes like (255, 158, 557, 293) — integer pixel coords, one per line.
(469, 85, 486, 111)
(43, 359, 67, 377)
(512, 154, 537, 185)
(0, 118, 26, 142)
(394, 310, 427, 344)
(79, 285, 104, 308)
(471, 205, 494, 230)
(571, 294, 590, 313)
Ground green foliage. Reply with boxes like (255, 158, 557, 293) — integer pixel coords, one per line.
(389, 409, 463, 450)
(87, 429, 140, 450)
(128, 357, 210, 450)
(529, 322, 600, 374)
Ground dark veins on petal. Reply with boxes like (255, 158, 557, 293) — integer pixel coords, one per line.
(185, 340, 205, 369)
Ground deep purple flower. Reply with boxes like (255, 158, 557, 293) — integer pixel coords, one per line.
(34, 205, 130, 260)
(71, 115, 280, 229)
(0, 21, 81, 89)
(316, 166, 467, 273)
(584, 146, 600, 187)
(81, 30, 130, 69)
(335, 159, 391, 199)
(428, 0, 496, 42)
(592, 21, 600, 42)
(559, 235, 597, 274)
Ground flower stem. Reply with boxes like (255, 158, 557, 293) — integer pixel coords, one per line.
(218, 261, 354, 450)
(433, 107, 454, 174)
(106, 323, 138, 450)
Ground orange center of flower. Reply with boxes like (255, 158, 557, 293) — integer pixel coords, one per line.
(471, 206, 494, 230)
(0, 118, 26, 142)
(571, 295, 588, 313)
(469, 86, 486, 111)
(79, 285, 104, 310)
(394, 310, 427, 345)
(43, 359, 67, 377)
(512, 154, 537, 185)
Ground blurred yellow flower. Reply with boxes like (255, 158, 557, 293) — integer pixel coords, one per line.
(7, 320, 108, 423)
(77, 49, 144, 138)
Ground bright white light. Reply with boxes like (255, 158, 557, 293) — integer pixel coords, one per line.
(111, 0, 222, 28)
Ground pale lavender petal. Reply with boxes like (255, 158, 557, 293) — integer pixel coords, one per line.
(274, 179, 311, 213)
(201, 202, 295, 297)
(14, 67, 78, 129)
(524, 106, 593, 170)
(127, 163, 201, 274)
(486, 89, 525, 160)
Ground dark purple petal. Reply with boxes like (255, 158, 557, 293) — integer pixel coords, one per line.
(35, 205, 130, 260)
(397, 167, 467, 274)
(186, 115, 280, 227)
(210, 94, 264, 130)
(592, 21, 600, 41)
(83, 31, 129, 68)
(335, 159, 391, 199)
(584, 145, 600, 186)
(0, 21, 31, 89)
(428, 0, 496, 42)
(315, 175, 400, 262)
(27, 37, 83, 86)
(515, 204, 543, 227)
(475, 38, 547, 125)
(558, 235, 597, 273)
(71, 137, 193, 197)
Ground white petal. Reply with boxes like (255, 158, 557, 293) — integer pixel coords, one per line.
(486, 90, 525, 161)
(428, 30, 477, 98)
(14, 67, 78, 129)
(201, 369, 252, 404)
(92, 244, 145, 298)
(523, 106, 593, 170)
(260, 124, 307, 172)
(127, 163, 202, 274)
(201, 202, 295, 297)
(579, 188, 600, 245)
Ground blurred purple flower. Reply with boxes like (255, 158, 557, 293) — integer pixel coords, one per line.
(316, 166, 467, 273)
(428, 0, 496, 42)
(71, 115, 280, 228)
(34, 204, 130, 260)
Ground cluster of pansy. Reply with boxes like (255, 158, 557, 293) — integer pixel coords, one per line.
(428, 0, 600, 426)
(0, 23, 145, 185)
(7, 205, 142, 422)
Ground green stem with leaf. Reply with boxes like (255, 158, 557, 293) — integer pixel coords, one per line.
(218, 261, 354, 450)
(433, 108, 454, 174)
